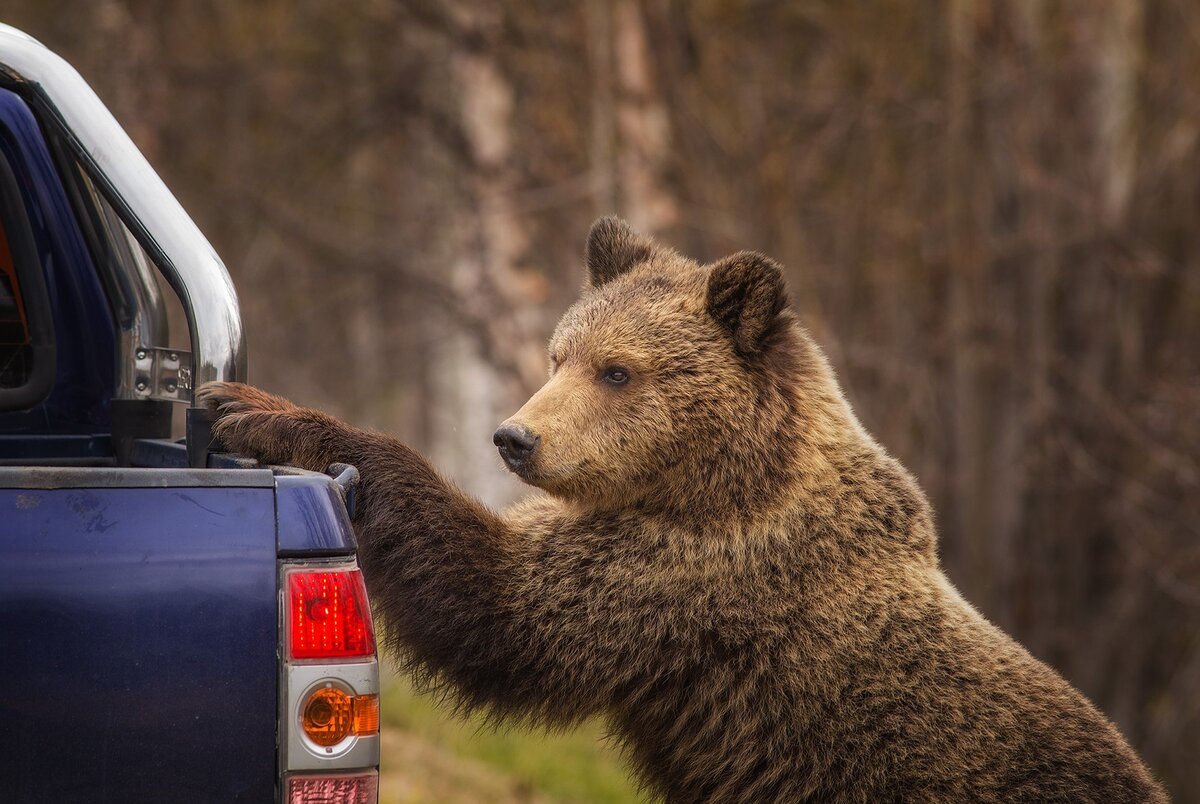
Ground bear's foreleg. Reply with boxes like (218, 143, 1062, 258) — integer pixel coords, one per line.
(198, 381, 605, 723)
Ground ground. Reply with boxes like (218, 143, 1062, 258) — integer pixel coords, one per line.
(378, 659, 644, 804)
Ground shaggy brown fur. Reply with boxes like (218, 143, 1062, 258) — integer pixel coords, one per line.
(199, 217, 1166, 803)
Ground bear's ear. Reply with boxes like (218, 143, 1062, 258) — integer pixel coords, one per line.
(706, 251, 788, 356)
(586, 216, 656, 288)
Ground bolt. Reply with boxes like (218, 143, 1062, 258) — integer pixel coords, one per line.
(165, 380, 178, 393)
(169, 352, 178, 362)
(136, 381, 148, 392)
(136, 349, 147, 360)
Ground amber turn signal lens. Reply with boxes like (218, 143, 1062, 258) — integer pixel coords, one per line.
(303, 687, 353, 746)
(302, 687, 379, 747)
(351, 694, 379, 736)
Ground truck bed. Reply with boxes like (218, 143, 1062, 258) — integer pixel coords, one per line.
(1, 450, 278, 802)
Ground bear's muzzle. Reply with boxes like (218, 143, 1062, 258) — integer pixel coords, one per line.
(494, 423, 540, 471)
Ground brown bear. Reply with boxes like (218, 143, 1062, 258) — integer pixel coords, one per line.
(199, 217, 1166, 803)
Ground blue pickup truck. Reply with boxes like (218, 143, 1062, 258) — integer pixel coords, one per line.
(0, 24, 380, 803)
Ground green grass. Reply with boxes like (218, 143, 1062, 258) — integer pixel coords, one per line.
(378, 661, 647, 804)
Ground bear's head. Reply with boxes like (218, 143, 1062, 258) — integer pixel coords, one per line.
(494, 217, 855, 516)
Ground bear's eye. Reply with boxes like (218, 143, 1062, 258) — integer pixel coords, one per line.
(601, 366, 631, 386)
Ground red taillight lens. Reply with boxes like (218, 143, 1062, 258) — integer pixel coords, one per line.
(287, 771, 378, 804)
(288, 569, 376, 660)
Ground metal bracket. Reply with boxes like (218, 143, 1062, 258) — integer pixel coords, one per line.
(132, 346, 192, 403)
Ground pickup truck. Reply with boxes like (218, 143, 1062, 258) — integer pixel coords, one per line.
(0, 24, 380, 803)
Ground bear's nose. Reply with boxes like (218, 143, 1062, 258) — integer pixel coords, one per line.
(493, 423, 540, 468)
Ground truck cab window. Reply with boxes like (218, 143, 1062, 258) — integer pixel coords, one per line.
(0, 146, 53, 408)
(0, 220, 31, 388)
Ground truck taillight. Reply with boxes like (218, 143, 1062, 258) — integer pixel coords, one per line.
(280, 557, 379, 799)
(286, 771, 378, 804)
(288, 568, 376, 660)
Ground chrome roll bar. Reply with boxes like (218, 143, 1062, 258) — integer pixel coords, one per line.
(0, 23, 246, 399)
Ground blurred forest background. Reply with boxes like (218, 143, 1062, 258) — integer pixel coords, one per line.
(7, 0, 1199, 800)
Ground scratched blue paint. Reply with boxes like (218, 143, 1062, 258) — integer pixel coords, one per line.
(0, 485, 276, 803)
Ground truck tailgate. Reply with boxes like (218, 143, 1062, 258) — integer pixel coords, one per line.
(0, 469, 278, 803)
